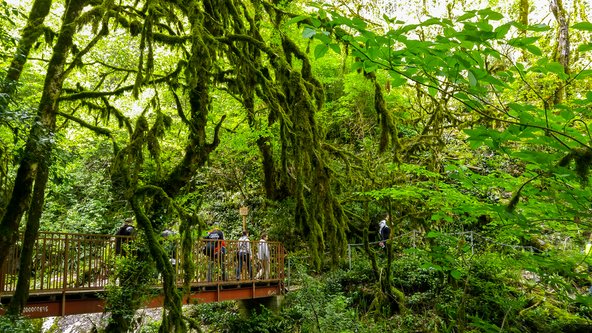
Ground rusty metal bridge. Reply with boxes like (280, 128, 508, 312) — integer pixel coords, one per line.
(0, 232, 285, 318)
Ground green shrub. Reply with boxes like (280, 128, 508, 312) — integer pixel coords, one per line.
(225, 307, 291, 333)
(186, 301, 239, 327)
(0, 316, 41, 333)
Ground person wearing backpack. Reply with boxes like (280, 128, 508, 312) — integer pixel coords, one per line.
(115, 217, 135, 256)
(204, 225, 226, 282)
(236, 230, 252, 280)
(255, 233, 270, 280)
(378, 213, 391, 249)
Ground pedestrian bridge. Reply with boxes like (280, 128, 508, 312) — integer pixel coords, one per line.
(0, 232, 285, 318)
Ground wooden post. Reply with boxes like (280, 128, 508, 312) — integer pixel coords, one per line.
(239, 206, 249, 232)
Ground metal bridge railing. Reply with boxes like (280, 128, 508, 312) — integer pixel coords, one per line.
(0, 232, 285, 296)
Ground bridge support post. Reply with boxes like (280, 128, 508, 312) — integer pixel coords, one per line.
(238, 295, 284, 317)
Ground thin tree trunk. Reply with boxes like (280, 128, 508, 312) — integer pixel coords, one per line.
(551, 0, 570, 105)
(1, 0, 52, 97)
(6, 160, 49, 315)
(519, 0, 529, 33)
(0, 0, 87, 286)
(516, 0, 529, 60)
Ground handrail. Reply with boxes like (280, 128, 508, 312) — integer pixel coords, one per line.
(0, 232, 285, 296)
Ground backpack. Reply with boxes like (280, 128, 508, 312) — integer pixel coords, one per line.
(215, 240, 226, 255)
(239, 240, 249, 253)
(124, 226, 134, 235)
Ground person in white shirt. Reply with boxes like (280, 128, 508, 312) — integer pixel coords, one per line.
(255, 233, 270, 279)
(378, 214, 391, 249)
(236, 230, 252, 280)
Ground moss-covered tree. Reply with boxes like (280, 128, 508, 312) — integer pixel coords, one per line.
(2, 0, 94, 316)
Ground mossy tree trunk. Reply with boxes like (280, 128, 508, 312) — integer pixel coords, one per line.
(68, 2, 356, 326)
(0, 0, 87, 274)
(0, 0, 86, 315)
(1, 0, 52, 99)
(551, 0, 570, 105)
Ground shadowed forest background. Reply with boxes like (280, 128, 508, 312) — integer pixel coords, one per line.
(2, 0, 592, 331)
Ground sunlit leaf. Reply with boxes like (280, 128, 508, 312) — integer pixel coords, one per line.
(285, 15, 308, 26)
(477, 8, 503, 21)
(573, 22, 592, 31)
(468, 70, 477, 87)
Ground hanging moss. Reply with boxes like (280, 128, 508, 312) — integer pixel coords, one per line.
(558, 147, 592, 185)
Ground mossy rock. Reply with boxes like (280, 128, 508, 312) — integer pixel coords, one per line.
(520, 299, 592, 332)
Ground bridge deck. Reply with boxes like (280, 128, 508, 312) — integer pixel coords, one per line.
(0, 232, 285, 318)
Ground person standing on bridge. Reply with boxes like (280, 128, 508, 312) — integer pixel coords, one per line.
(204, 225, 226, 282)
(255, 233, 270, 280)
(236, 230, 252, 280)
(378, 213, 391, 249)
(115, 217, 135, 255)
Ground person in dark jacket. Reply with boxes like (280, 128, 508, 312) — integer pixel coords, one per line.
(204, 225, 226, 281)
(378, 214, 391, 248)
(115, 217, 135, 255)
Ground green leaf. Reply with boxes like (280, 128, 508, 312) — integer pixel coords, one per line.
(575, 70, 592, 79)
(481, 75, 508, 88)
(314, 32, 331, 44)
(477, 8, 503, 21)
(389, 73, 407, 87)
(524, 44, 543, 56)
(351, 61, 363, 72)
(547, 61, 567, 79)
(311, 18, 321, 28)
(302, 27, 316, 39)
(527, 23, 550, 32)
(572, 22, 592, 31)
(450, 269, 462, 280)
(285, 15, 308, 26)
(495, 23, 512, 38)
(428, 86, 437, 96)
(454, 92, 471, 102)
(456, 11, 477, 21)
(508, 102, 528, 113)
(351, 17, 367, 29)
(508, 36, 540, 46)
(578, 43, 592, 52)
(558, 108, 576, 121)
(547, 61, 565, 73)
(363, 60, 378, 73)
(420, 17, 442, 27)
(468, 70, 477, 87)
(476, 21, 494, 32)
(314, 44, 328, 59)
(328, 43, 340, 54)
